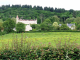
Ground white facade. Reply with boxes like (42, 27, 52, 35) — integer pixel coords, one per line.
(15, 15, 37, 31)
(25, 24, 32, 31)
(67, 23, 75, 30)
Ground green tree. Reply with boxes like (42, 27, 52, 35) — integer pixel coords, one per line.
(40, 13, 44, 23)
(40, 19, 53, 31)
(11, 17, 16, 23)
(74, 17, 80, 25)
(60, 24, 70, 30)
(65, 17, 75, 23)
(53, 22, 60, 30)
(37, 16, 41, 24)
(3, 18, 15, 33)
(31, 24, 36, 29)
(16, 22, 25, 33)
(76, 24, 80, 30)
(0, 22, 4, 31)
(61, 15, 67, 23)
(51, 15, 60, 23)
(53, 22, 59, 27)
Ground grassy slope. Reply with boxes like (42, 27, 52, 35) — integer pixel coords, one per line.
(0, 32, 80, 48)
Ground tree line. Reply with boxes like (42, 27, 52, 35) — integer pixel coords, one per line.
(0, 4, 80, 24)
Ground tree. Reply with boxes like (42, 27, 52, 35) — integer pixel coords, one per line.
(76, 24, 80, 30)
(52, 15, 60, 23)
(65, 17, 75, 23)
(74, 17, 80, 25)
(40, 13, 44, 23)
(44, 18, 52, 23)
(60, 24, 70, 30)
(40, 19, 53, 31)
(37, 16, 41, 24)
(11, 17, 16, 23)
(31, 24, 40, 31)
(3, 18, 15, 33)
(53, 22, 60, 30)
(31, 24, 36, 29)
(61, 15, 67, 23)
(16, 22, 25, 33)
(0, 22, 4, 31)
(53, 22, 59, 27)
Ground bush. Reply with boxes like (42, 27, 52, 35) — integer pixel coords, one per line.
(16, 22, 25, 33)
(31, 24, 40, 30)
(0, 37, 80, 60)
(76, 24, 80, 30)
(60, 24, 70, 30)
(0, 31, 7, 35)
(31, 24, 36, 29)
(32, 28, 37, 31)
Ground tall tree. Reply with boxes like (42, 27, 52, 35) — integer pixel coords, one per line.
(40, 13, 44, 23)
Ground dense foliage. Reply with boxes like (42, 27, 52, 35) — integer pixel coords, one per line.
(60, 24, 70, 30)
(3, 18, 15, 33)
(16, 22, 25, 33)
(0, 4, 80, 24)
(0, 22, 3, 31)
(0, 4, 80, 32)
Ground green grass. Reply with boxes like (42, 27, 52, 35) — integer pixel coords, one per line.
(0, 32, 80, 48)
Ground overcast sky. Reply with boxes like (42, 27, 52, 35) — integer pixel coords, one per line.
(0, 0, 80, 10)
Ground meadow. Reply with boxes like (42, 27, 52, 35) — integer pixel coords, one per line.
(0, 32, 80, 48)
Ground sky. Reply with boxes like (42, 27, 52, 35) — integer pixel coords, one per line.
(0, 0, 80, 10)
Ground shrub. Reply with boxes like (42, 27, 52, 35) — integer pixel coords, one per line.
(0, 37, 80, 59)
(76, 24, 80, 30)
(60, 24, 70, 30)
(31, 24, 40, 30)
(0, 31, 7, 35)
(31, 24, 36, 29)
(16, 22, 25, 33)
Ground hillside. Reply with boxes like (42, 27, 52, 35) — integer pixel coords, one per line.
(0, 4, 80, 23)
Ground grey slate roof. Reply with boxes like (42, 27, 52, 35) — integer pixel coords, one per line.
(59, 23, 75, 27)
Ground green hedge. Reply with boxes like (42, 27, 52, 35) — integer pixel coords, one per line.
(0, 31, 7, 35)
(0, 46, 80, 60)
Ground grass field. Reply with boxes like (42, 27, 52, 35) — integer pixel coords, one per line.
(0, 32, 80, 48)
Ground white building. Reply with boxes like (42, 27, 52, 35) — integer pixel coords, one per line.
(59, 23, 75, 30)
(14, 15, 37, 31)
(16, 15, 37, 24)
(67, 23, 75, 30)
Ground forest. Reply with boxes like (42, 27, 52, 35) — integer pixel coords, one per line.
(0, 4, 80, 24)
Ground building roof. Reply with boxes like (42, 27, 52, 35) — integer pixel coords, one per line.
(67, 23, 75, 27)
(59, 23, 75, 27)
